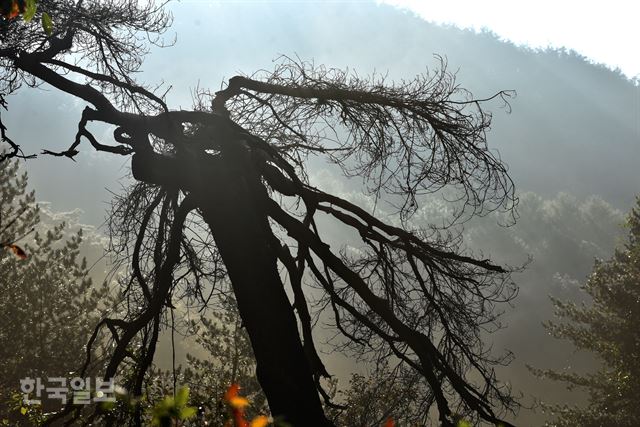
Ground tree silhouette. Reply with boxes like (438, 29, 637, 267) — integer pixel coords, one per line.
(1, 2, 519, 426)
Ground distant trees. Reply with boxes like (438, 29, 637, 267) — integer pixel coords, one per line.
(1, 1, 520, 425)
(531, 197, 640, 426)
(0, 158, 110, 424)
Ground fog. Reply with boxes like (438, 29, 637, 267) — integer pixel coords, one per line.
(5, 1, 639, 425)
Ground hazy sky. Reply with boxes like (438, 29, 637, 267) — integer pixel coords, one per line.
(380, 0, 640, 79)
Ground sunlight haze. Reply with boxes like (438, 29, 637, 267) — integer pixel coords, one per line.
(380, 0, 640, 79)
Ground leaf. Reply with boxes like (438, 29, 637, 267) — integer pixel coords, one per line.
(20, 407, 27, 415)
(382, 419, 395, 427)
(179, 406, 197, 420)
(224, 383, 241, 402)
(250, 415, 270, 427)
(4, 1, 21, 19)
(174, 386, 189, 408)
(150, 397, 173, 426)
(41, 12, 52, 35)
(7, 244, 27, 260)
(22, 0, 37, 22)
(229, 396, 249, 409)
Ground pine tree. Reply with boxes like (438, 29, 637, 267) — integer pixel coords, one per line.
(531, 197, 640, 426)
(0, 158, 110, 424)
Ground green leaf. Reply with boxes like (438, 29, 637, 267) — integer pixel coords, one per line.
(179, 406, 197, 420)
(22, 0, 37, 22)
(41, 12, 52, 36)
(20, 407, 27, 416)
(174, 386, 189, 408)
(150, 396, 174, 426)
(456, 421, 472, 427)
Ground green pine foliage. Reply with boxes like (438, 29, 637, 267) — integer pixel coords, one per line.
(0, 158, 110, 424)
(531, 197, 640, 426)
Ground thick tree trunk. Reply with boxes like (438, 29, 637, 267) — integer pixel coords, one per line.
(132, 150, 333, 427)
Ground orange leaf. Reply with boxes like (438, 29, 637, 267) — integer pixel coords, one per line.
(250, 415, 270, 427)
(383, 419, 395, 427)
(229, 396, 250, 409)
(225, 383, 241, 402)
(8, 244, 27, 260)
(4, 1, 20, 19)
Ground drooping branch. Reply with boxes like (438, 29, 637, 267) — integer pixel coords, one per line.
(275, 241, 330, 380)
(214, 56, 517, 221)
(0, 0, 171, 161)
(43, 58, 169, 112)
(253, 158, 518, 424)
(266, 196, 516, 426)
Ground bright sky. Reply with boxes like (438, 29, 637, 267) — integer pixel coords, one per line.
(379, 0, 640, 79)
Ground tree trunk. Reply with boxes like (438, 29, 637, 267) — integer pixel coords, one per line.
(132, 149, 333, 426)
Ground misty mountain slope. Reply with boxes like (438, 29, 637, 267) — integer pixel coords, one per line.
(8, 1, 637, 226)
(158, 1, 639, 208)
(473, 193, 626, 425)
(300, 4, 640, 208)
(313, 171, 627, 424)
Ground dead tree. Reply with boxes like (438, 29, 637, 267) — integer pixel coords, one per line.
(1, 1, 519, 426)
